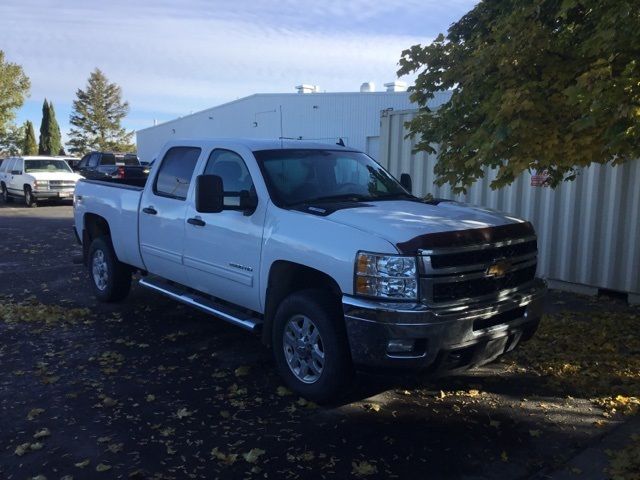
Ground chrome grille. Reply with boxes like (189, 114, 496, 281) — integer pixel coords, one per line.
(419, 235, 538, 306)
(48, 180, 76, 190)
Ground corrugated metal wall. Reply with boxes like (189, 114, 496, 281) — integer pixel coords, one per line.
(379, 109, 640, 299)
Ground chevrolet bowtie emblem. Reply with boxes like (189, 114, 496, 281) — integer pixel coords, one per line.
(486, 259, 512, 278)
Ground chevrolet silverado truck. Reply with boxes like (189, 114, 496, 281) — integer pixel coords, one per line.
(73, 139, 546, 402)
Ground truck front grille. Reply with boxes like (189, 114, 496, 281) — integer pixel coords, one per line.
(48, 180, 76, 190)
(419, 233, 538, 306)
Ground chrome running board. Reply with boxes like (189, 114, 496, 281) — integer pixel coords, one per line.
(139, 276, 262, 332)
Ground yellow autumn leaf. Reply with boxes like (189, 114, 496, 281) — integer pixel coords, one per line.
(74, 459, 90, 468)
(96, 463, 111, 472)
(27, 408, 45, 420)
(352, 461, 378, 476)
(33, 428, 51, 439)
(176, 407, 193, 419)
(234, 366, 250, 377)
(501, 451, 509, 462)
(243, 448, 266, 463)
(14, 443, 30, 456)
(276, 386, 292, 396)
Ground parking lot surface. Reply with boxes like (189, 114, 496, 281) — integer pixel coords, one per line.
(1, 202, 638, 479)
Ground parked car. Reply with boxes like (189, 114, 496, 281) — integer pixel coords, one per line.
(0, 156, 83, 206)
(77, 151, 148, 186)
(73, 139, 546, 402)
(58, 156, 81, 171)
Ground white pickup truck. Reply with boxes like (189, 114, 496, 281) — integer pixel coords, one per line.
(73, 139, 545, 401)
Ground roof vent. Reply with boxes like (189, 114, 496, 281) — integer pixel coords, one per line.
(360, 82, 376, 92)
(384, 81, 407, 92)
(296, 84, 320, 94)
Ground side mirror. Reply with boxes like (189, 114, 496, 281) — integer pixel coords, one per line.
(195, 174, 224, 213)
(11, 170, 21, 175)
(400, 173, 412, 193)
(239, 190, 258, 215)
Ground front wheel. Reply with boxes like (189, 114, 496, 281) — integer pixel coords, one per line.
(88, 236, 132, 302)
(272, 289, 353, 403)
(24, 186, 37, 207)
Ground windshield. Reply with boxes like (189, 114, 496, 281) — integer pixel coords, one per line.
(24, 159, 73, 173)
(254, 149, 410, 206)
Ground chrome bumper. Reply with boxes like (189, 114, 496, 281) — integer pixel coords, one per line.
(342, 279, 546, 371)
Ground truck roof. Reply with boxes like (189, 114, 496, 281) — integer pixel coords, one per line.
(163, 138, 360, 153)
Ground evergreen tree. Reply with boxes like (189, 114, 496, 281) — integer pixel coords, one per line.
(38, 99, 50, 154)
(23, 120, 37, 155)
(38, 100, 62, 155)
(68, 69, 134, 155)
(48, 101, 62, 155)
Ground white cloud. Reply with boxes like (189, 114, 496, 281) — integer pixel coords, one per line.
(1, 0, 476, 133)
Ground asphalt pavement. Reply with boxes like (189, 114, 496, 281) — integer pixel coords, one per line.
(1, 201, 638, 480)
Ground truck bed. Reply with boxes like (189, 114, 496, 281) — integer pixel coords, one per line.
(74, 179, 146, 270)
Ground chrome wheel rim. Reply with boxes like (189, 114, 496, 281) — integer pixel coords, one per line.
(25, 190, 31, 205)
(283, 314, 325, 384)
(92, 249, 108, 291)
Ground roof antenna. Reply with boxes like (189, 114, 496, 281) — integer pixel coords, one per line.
(279, 105, 284, 148)
(336, 138, 345, 147)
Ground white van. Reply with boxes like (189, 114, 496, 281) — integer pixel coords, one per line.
(0, 156, 83, 207)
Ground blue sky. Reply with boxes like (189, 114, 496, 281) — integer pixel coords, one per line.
(1, 0, 476, 146)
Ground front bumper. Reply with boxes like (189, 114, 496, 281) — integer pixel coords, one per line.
(33, 190, 74, 200)
(343, 279, 546, 372)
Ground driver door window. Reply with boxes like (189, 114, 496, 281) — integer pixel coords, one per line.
(204, 149, 255, 207)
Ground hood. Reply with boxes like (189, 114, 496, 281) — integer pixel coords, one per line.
(321, 200, 533, 254)
(26, 171, 82, 182)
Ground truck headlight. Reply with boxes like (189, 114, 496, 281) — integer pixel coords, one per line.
(34, 180, 49, 190)
(355, 252, 418, 300)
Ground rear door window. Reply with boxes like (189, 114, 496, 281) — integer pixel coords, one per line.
(153, 147, 201, 200)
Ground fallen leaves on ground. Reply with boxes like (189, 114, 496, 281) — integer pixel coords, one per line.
(352, 460, 377, 476)
(508, 310, 640, 413)
(606, 434, 640, 480)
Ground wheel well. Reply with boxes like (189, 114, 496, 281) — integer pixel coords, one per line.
(262, 261, 342, 346)
(82, 213, 112, 264)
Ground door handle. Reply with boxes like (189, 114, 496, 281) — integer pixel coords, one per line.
(142, 206, 157, 215)
(187, 217, 206, 227)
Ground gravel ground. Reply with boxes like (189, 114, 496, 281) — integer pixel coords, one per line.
(0, 202, 638, 480)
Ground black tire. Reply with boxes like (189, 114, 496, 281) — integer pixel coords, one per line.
(272, 289, 353, 403)
(88, 236, 132, 302)
(1, 183, 13, 203)
(24, 186, 37, 208)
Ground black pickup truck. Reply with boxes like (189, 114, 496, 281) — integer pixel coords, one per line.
(76, 152, 149, 186)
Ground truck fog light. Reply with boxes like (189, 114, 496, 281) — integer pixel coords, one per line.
(387, 339, 415, 353)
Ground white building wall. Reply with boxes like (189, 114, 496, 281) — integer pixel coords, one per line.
(135, 91, 450, 162)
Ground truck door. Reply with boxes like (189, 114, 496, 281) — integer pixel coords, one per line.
(139, 146, 202, 285)
(183, 148, 264, 312)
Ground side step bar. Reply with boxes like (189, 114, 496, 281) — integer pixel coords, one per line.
(139, 276, 262, 332)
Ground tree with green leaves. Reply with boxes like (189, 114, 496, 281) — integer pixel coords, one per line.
(67, 68, 134, 155)
(38, 99, 62, 155)
(23, 120, 37, 155)
(398, 0, 640, 192)
(0, 50, 30, 155)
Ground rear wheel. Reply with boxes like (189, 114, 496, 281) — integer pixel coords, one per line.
(1, 183, 12, 203)
(272, 289, 353, 403)
(24, 186, 36, 208)
(88, 236, 132, 302)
